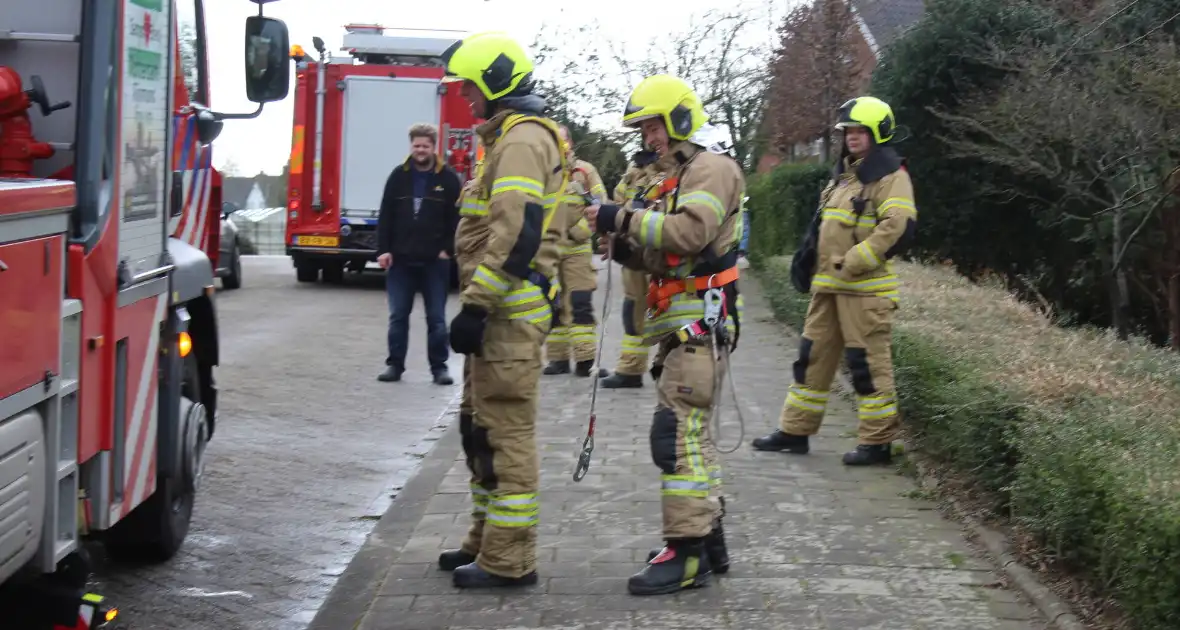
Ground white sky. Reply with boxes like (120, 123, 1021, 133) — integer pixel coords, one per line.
(204, 0, 787, 175)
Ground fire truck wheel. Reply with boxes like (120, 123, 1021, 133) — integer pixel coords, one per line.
(321, 261, 345, 284)
(104, 355, 202, 563)
(295, 261, 319, 283)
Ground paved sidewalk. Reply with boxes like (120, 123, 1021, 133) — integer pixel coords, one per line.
(310, 266, 1048, 630)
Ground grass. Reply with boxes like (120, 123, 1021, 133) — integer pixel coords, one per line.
(755, 255, 1180, 630)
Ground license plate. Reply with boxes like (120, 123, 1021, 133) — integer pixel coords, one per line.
(294, 235, 339, 247)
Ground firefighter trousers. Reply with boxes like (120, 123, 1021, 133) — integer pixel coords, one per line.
(615, 267, 650, 376)
(651, 337, 725, 539)
(779, 293, 900, 444)
(458, 318, 546, 578)
(546, 252, 598, 363)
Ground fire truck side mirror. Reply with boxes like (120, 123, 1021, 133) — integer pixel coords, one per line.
(244, 16, 291, 104)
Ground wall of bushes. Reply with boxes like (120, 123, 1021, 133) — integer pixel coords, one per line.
(744, 163, 830, 266)
(749, 160, 1180, 630)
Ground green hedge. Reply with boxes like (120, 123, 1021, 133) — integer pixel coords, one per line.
(756, 257, 1180, 629)
(745, 163, 830, 265)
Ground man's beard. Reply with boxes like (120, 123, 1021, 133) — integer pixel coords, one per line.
(413, 154, 434, 167)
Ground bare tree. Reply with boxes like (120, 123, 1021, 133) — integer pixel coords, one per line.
(531, 2, 778, 171)
(929, 39, 1176, 341)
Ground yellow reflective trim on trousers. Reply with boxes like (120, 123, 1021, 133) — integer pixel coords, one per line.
(661, 473, 711, 497)
(461, 198, 488, 217)
(823, 207, 878, 229)
(473, 264, 511, 295)
(487, 493, 539, 528)
(811, 273, 899, 294)
(855, 241, 882, 268)
(470, 484, 489, 515)
(491, 176, 544, 198)
(621, 335, 647, 355)
(569, 325, 595, 339)
(857, 393, 898, 420)
(548, 328, 570, 341)
(786, 383, 829, 413)
(638, 211, 665, 248)
(677, 190, 726, 223)
(686, 408, 705, 480)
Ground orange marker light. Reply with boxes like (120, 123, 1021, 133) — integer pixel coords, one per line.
(179, 332, 193, 358)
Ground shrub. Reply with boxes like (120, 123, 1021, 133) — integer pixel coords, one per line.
(756, 257, 1180, 629)
(745, 162, 830, 265)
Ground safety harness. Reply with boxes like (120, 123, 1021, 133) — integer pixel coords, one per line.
(639, 152, 747, 453)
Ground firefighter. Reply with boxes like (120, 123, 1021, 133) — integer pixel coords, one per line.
(435, 31, 568, 589)
(542, 126, 610, 378)
(598, 149, 662, 389)
(751, 96, 917, 466)
(586, 74, 744, 596)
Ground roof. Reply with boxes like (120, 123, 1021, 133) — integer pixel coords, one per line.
(852, 0, 926, 54)
(221, 177, 256, 208)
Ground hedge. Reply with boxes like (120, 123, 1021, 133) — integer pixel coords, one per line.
(756, 256, 1180, 629)
(745, 163, 829, 265)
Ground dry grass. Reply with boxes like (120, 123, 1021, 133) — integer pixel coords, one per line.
(892, 261, 1180, 416)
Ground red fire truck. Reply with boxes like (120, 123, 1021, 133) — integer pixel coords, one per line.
(284, 24, 480, 284)
(0, 0, 290, 627)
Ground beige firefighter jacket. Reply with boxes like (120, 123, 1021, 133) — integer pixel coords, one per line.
(615, 141, 744, 278)
(453, 109, 567, 321)
(611, 141, 746, 343)
(812, 150, 917, 303)
(557, 158, 605, 255)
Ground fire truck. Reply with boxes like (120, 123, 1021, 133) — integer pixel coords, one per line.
(284, 24, 480, 285)
(0, 0, 290, 627)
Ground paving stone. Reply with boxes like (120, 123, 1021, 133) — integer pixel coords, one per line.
(331, 271, 1049, 629)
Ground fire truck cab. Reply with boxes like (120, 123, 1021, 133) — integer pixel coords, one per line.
(285, 25, 480, 285)
(0, 0, 290, 626)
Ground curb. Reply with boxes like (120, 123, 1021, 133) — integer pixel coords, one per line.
(822, 338, 1085, 629)
(908, 458, 1087, 630)
(757, 270, 1085, 629)
(306, 393, 464, 630)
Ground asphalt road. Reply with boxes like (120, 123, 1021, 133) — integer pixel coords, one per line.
(86, 256, 461, 630)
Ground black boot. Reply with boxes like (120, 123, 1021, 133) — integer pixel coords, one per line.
(647, 525, 730, 575)
(600, 372, 643, 388)
(628, 538, 712, 596)
(432, 368, 454, 385)
(452, 562, 538, 588)
(542, 360, 570, 375)
(751, 430, 810, 453)
(575, 360, 608, 378)
(842, 443, 892, 466)
(377, 365, 403, 382)
(437, 549, 476, 571)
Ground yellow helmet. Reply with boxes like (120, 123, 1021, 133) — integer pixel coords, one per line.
(622, 75, 708, 142)
(834, 96, 896, 145)
(440, 31, 535, 101)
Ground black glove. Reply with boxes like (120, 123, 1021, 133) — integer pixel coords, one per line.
(609, 235, 634, 264)
(595, 204, 621, 234)
(449, 303, 488, 356)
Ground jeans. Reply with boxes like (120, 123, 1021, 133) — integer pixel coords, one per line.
(386, 258, 449, 373)
(739, 210, 750, 253)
